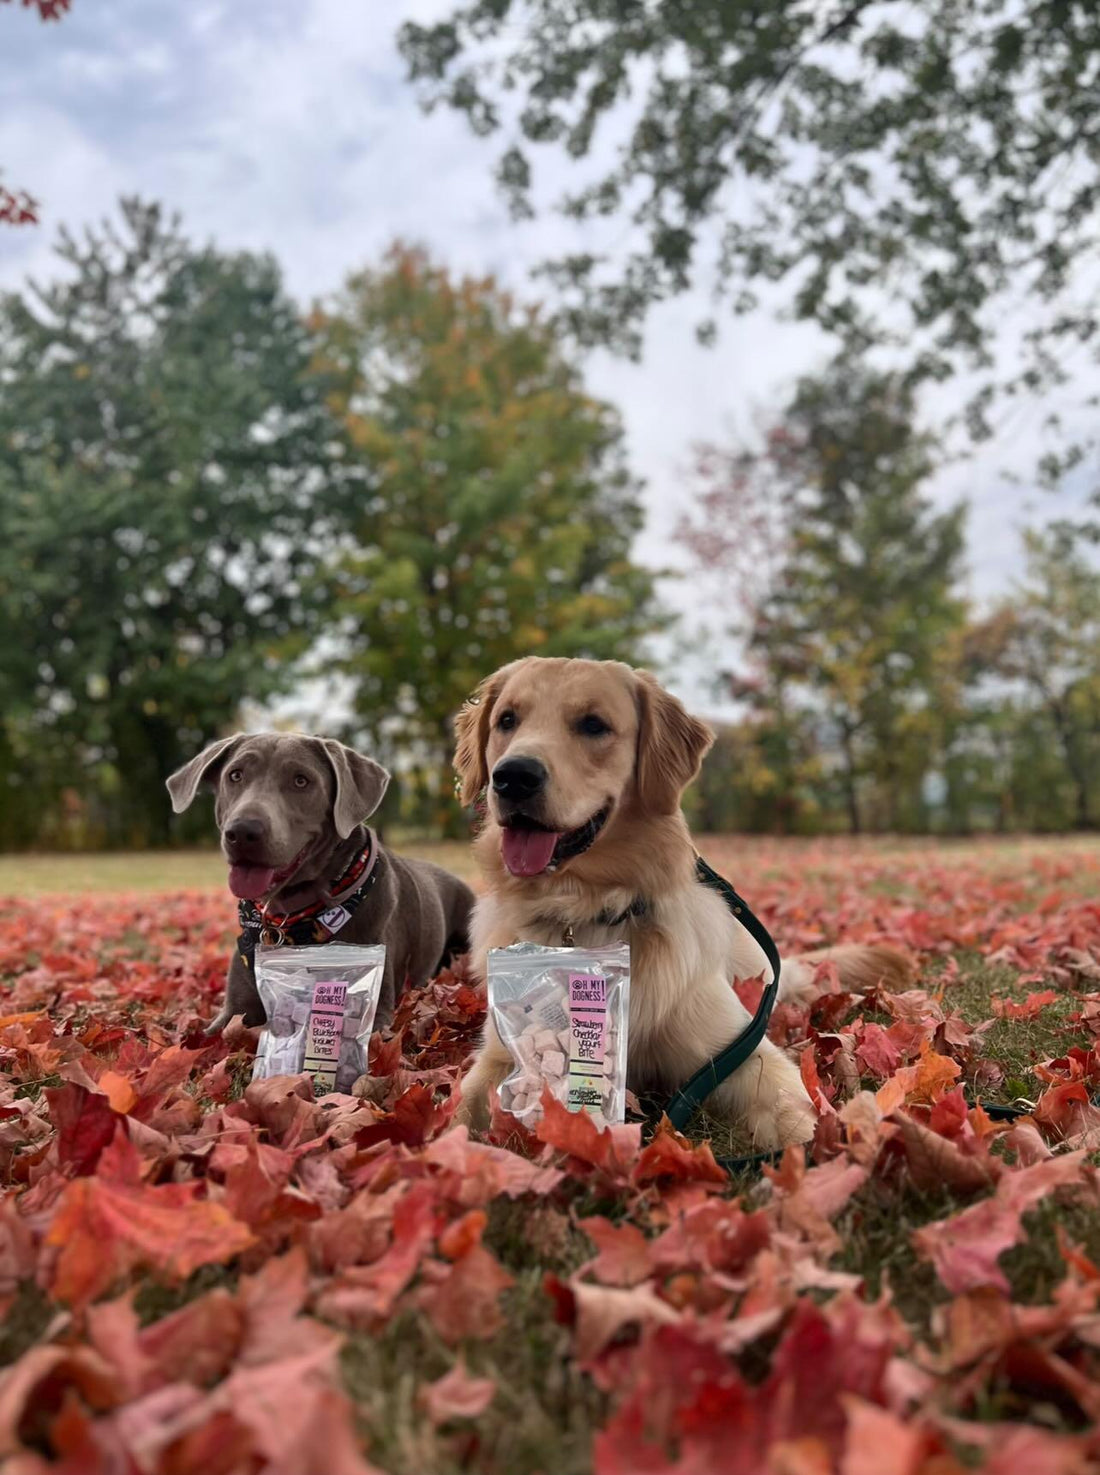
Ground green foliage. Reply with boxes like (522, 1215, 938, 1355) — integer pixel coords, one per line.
(312, 244, 664, 834)
(0, 199, 337, 845)
(682, 377, 1100, 837)
(681, 366, 969, 833)
(684, 720, 825, 837)
(966, 530, 1100, 829)
(399, 0, 1100, 521)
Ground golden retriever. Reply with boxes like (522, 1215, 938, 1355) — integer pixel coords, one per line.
(452, 657, 912, 1148)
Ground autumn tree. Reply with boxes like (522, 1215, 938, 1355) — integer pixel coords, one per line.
(0, 199, 338, 845)
(678, 366, 967, 833)
(986, 531, 1100, 829)
(311, 244, 663, 834)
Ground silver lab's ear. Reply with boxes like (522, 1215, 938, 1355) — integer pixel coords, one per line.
(166, 735, 245, 813)
(319, 738, 390, 838)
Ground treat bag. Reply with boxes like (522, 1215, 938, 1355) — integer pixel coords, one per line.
(251, 943, 386, 1096)
(488, 942, 631, 1128)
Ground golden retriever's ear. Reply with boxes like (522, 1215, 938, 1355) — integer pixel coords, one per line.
(452, 664, 518, 806)
(634, 670, 714, 813)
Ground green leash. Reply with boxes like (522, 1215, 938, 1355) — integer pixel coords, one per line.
(663, 856, 783, 1133)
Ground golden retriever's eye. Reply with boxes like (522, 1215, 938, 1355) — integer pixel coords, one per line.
(577, 714, 611, 737)
(227, 768, 243, 784)
(293, 773, 310, 789)
(497, 710, 518, 732)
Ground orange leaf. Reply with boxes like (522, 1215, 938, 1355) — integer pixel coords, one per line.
(97, 1070, 137, 1115)
(46, 1142, 255, 1309)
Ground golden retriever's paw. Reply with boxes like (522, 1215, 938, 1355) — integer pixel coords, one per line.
(451, 1093, 478, 1133)
(453, 1072, 496, 1135)
(741, 1046, 816, 1150)
(755, 1090, 817, 1150)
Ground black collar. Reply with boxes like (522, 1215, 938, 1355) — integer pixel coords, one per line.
(596, 896, 648, 928)
(534, 893, 648, 945)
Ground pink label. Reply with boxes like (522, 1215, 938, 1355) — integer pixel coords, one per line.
(567, 973, 607, 1115)
(303, 980, 347, 1090)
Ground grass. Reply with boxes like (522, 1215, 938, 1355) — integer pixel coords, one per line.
(341, 1272, 606, 1475)
(940, 957, 1085, 1104)
(692, 949, 1093, 1164)
(0, 840, 478, 895)
(341, 1201, 601, 1475)
(7, 830, 1096, 898)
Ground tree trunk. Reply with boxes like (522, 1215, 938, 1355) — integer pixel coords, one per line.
(1048, 697, 1093, 830)
(435, 723, 468, 840)
(839, 721, 862, 834)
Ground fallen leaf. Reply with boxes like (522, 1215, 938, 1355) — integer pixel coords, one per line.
(418, 1244, 514, 1344)
(421, 1361, 496, 1423)
(581, 1217, 655, 1287)
(46, 1127, 255, 1308)
(913, 1153, 1088, 1293)
(546, 1274, 680, 1363)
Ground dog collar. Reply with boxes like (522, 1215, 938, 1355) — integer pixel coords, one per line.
(235, 830, 379, 960)
(556, 896, 648, 947)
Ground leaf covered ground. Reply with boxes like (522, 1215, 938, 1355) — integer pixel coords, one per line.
(1, 836, 1099, 1474)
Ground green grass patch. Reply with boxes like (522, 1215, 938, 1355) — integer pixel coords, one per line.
(0, 1282, 55, 1369)
(0, 842, 478, 897)
(937, 956, 1088, 1105)
(341, 1271, 605, 1475)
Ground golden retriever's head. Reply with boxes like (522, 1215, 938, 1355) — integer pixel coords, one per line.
(453, 658, 713, 878)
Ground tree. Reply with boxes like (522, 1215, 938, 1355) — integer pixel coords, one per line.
(678, 366, 967, 833)
(310, 243, 663, 834)
(1, 0, 72, 225)
(988, 530, 1100, 828)
(0, 199, 337, 845)
(686, 716, 825, 836)
(399, 3, 1100, 500)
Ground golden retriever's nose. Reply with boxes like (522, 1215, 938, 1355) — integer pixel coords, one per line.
(491, 755, 547, 802)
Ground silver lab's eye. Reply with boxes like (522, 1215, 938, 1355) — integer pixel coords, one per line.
(293, 773, 310, 789)
(227, 768, 243, 783)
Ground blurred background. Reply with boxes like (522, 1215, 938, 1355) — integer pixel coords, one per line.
(0, 0, 1097, 862)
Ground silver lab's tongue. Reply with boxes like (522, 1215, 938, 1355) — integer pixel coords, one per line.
(501, 826, 560, 877)
(228, 863, 277, 900)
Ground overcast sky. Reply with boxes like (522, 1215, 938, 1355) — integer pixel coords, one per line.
(1, 0, 1092, 708)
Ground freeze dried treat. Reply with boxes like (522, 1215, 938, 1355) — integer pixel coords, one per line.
(488, 943, 630, 1127)
(252, 943, 386, 1096)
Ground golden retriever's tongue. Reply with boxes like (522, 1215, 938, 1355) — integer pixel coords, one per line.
(228, 864, 277, 900)
(501, 827, 560, 877)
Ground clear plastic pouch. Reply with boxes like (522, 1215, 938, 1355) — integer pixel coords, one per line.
(488, 942, 631, 1127)
(251, 943, 386, 1096)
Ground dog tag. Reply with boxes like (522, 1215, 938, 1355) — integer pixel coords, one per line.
(318, 904, 352, 934)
